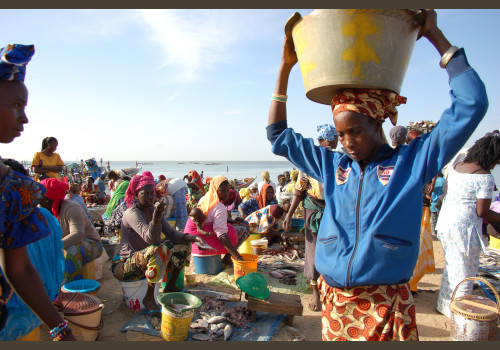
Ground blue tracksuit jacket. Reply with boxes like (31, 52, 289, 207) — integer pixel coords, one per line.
(267, 49, 488, 288)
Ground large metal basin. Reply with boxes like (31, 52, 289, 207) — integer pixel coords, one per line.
(286, 9, 422, 105)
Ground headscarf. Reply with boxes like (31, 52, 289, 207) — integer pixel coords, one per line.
(257, 183, 273, 209)
(158, 175, 166, 181)
(197, 175, 228, 216)
(290, 170, 299, 182)
(40, 178, 69, 219)
(188, 170, 206, 195)
(278, 174, 285, 182)
(316, 124, 337, 141)
(0, 44, 34, 81)
(125, 171, 156, 208)
(106, 180, 129, 217)
(239, 188, 251, 201)
(261, 171, 270, 183)
(389, 125, 408, 144)
(331, 88, 407, 126)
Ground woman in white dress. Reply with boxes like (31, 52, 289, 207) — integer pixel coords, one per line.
(436, 134, 500, 317)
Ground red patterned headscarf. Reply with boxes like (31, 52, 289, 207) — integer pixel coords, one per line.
(331, 89, 407, 126)
(188, 170, 206, 195)
(257, 183, 273, 209)
(40, 178, 69, 219)
(125, 171, 156, 208)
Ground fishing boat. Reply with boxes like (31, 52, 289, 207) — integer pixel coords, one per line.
(120, 167, 141, 177)
(234, 176, 257, 189)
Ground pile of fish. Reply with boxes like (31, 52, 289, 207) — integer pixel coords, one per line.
(268, 261, 300, 285)
(189, 296, 252, 341)
(261, 240, 304, 261)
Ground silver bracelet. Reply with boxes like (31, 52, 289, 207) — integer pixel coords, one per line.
(439, 45, 459, 69)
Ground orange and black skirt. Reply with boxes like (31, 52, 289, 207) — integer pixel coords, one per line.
(318, 276, 418, 341)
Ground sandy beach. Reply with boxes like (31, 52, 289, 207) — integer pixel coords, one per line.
(53, 234, 500, 342)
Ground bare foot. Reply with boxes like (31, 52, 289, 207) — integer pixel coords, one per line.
(308, 295, 321, 311)
(308, 285, 321, 312)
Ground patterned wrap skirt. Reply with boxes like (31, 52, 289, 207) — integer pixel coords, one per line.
(63, 238, 103, 284)
(408, 206, 436, 292)
(112, 239, 190, 284)
(318, 276, 419, 341)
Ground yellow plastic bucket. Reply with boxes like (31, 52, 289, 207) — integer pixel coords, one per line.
(232, 253, 258, 280)
(160, 308, 194, 341)
(238, 233, 261, 255)
(157, 293, 202, 341)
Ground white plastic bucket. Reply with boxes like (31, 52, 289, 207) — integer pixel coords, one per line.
(119, 279, 160, 310)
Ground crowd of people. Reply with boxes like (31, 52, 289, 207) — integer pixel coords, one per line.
(0, 10, 499, 342)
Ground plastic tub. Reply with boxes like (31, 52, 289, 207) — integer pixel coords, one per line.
(232, 253, 258, 280)
(161, 266, 185, 291)
(119, 279, 161, 310)
(57, 292, 104, 341)
(251, 238, 269, 256)
(193, 254, 222, 275)
(238, 233, 261, 255)
(285, 9, 421, 104)
(62, 279, 100, 296)
(291, 218, 305, 233)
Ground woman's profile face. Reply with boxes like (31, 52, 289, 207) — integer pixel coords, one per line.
(0, 81, 29, 144)
(47, 141, 58, 152)
(217, 181, 230, 202)
(334, 111, 382, 163)
(137, 184, 156, 207)
(266, 186, 275, 202)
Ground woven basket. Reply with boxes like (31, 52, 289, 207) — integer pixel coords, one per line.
(450, 277, 500, 341)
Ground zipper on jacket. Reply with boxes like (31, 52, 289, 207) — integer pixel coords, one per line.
(347, 169, 364, 287)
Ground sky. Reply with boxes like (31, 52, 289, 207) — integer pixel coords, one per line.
(1, 9, 499, 162)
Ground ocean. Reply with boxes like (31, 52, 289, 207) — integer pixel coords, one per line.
(67, 160, 297, 183)
(64, 160, 500, 198)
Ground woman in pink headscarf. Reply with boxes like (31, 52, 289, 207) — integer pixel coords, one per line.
(39, 178, 103, 285)
(112, 171, 205, 310)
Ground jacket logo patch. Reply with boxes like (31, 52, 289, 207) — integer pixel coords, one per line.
(377, 165, 394, 186)
(336, 166, 351, 186)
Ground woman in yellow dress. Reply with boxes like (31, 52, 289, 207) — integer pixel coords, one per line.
(31, 137, 64, 181)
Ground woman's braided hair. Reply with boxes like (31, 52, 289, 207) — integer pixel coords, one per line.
(463, 134, 500, 170)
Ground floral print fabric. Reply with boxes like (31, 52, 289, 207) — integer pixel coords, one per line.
(0, 169, 51, 331)
(436, 167, 494, 254)
(318, 276, 418, 341)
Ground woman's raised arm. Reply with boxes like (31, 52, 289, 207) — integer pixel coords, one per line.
(268, 36, 298, 126)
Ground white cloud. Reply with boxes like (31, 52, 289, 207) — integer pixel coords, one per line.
(139, 9, 240, 84)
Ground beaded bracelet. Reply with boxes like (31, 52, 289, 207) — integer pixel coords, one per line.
(272, 93, 288, 103)
(50, 320, 72, 341)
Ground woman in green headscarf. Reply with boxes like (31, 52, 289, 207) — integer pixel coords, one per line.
(106, 180, 129, 218)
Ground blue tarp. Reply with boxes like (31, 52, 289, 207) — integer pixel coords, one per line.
(119, 290, 286, 341)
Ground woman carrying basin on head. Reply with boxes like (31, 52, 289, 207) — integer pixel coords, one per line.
(266, 11, 488, 341)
